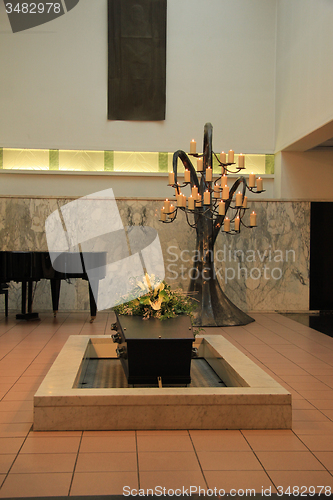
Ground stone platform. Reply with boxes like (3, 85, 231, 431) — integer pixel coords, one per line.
(33, 334, 292, 430)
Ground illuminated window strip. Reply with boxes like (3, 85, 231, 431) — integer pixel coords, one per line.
(0, 147, 274, 174)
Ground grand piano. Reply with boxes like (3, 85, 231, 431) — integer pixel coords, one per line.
(0, 251, 107, 321)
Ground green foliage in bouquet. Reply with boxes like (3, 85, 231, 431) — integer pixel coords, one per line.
(113, 273, 195, 320)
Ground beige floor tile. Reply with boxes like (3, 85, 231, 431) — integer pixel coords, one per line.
(268, 470, 333, 491)
(292, 409, 331, 422)
(198, 451, 263, 471)
(289, 381, 333, 391)
(311, 399, 333, 410)
(80, 434, 136, 453)
(10, 453, 77, 473)
(20, 436, 81, 454)
(299, 435, 333, 451)
(0, 454, 15, 474)
(321, 409, 333, 420)
(0, 423, 31, 438)
(241, 429, 294, 436)
(0, 378, 18, 385)
(75, 452, 137, 472)
(139, 470, 206, 491)
(70, 471, 138, 496)
(256, 451, 325, 470)
(138, 451, 200, 471)
(0, 411, 33, 424)
(292, 421, 333, 435)
(9, 383, 40, 393)
(265, 364, 310, 376)
(313, 452, 333, 470)
(190, 430, 250, 451)
(137, 434, 193, 452)
(0, 473, 72, 497)
(204, 470, 275, 493)
(2, 392, 34, 401)
(242, 434, 307, 451)
(28, 430, 82, 438)
(292, 399, 316, 410)
(83, 430, 136, 437)
(0, 401, 33, 412)
(0, 437, 25, 454)
(298, 390, 333, 400)
(136, 430, 189, 436)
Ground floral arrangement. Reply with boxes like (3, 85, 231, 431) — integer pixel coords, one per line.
(113, 273, 195, 321)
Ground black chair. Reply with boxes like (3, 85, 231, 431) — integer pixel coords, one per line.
(0, 283, 9, 317)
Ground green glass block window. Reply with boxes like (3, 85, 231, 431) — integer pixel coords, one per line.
(265, 154, 275, 174)
(104, 151, 114, 171)
(49, 150, 59, 170)
(158, 152, 168, 172)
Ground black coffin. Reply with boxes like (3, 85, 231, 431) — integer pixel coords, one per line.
(113, 314, 194, 385)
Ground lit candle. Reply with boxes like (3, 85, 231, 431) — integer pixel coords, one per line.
(175, 184, 180, 197)
(197, 158, 203, 172)
(249, 173, 255, 188)
(190, 139, 196, 154)
(221, 174, 228, 187)
(188, 195, 195, 210)
(234, 216, 240, 231)
(224, 217, 230, 232)
(169, 205, 175, 220)
(196, 195, 202, 207)
(222, 185, 229, 200)
(192, 186, 198, 199)
(220, 151, 226, 163)
(168, 172, 175, 185)
(228, 150, 234, 163)
(204, 190, 210, 205)
(160, 208, 166, 221)
(235, 191, 243, 207)
(250, 211, 257, 226)
(164, 199, 170, 212)
(238, 154, 245, 168)
(184, 169, 191, 183)
(206, 167, 212, 182)
(213, 184, 220, 198)
(242, 196, 248, 208)
(256, 177, 263, 191)
(182, 194, 186, 207)
(218, 200, 225, 215)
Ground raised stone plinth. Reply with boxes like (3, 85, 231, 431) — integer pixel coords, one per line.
(33, 334, 292, 430)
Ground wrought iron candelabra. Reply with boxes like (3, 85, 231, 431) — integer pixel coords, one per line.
(160, 122, 264, 327)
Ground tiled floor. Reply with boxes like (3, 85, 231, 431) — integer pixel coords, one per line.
(0, 311, 333, 496)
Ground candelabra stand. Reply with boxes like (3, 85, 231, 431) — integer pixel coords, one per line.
(160, 122, 265, 327)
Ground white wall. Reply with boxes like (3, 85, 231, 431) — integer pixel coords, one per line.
(274, 150, 333, 200)
(0, 0, 277, 154)
(275, 0, 333, 152)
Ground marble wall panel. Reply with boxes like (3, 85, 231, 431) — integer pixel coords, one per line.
(0, 196, 310, 314)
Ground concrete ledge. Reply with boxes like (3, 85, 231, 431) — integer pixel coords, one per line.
(34, 335, 292, 430)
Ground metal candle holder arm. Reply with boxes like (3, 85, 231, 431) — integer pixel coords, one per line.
(161, 129, 264, 238)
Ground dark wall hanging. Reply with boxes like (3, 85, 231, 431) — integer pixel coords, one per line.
(108, 0, 167, 121)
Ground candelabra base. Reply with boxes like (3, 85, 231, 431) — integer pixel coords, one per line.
(189, 275, 254, 327)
